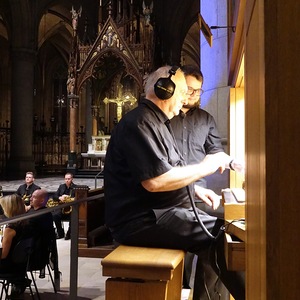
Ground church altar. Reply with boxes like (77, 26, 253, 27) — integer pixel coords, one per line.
(81, 135, 110, 169)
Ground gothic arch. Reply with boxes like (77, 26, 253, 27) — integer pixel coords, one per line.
(77, 48, 143, 93)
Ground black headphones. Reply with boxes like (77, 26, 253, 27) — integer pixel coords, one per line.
(154, 66, 179, 100)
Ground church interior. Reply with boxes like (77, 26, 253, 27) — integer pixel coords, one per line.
(1, 0, 300, 299)
(0, 0, 202, 179)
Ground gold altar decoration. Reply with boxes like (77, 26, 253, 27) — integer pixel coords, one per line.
(103, 84, 137, 122)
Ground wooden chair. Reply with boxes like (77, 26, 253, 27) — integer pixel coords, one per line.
(0, 237, 35, 300)
(27, 229, 58, 299)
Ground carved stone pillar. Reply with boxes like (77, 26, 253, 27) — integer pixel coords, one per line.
(7, 48, 37, 178)
(68, 94, 79, 170)
(91, 105, 99, 136)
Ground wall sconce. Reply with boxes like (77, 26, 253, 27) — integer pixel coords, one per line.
(57, 95, 66, 107)
(210, 25, 236, 33)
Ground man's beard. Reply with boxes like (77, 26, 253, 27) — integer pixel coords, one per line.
(183, 100, 200, 109)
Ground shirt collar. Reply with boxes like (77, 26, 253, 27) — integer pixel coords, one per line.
(179, 107, 198, 118)
(141, 98, 169, 124)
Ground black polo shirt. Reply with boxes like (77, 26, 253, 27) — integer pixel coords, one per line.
(16, 183, 41, 198)
(104, 99, 191, 229)
(170, 107, 224, 187)
(52, 182, 77, 201)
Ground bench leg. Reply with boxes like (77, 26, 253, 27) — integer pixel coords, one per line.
(166, 259, 184, 300)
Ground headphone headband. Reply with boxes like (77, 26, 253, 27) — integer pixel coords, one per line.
(154, 66, 180, 100)
(168, 66, 179, 77)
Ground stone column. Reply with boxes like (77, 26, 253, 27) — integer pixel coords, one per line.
(67, 95, 79, 171)
(91, 105, 99, 136)
(7, 48, 36, 178)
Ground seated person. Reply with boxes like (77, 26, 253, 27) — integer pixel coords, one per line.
(26, 189, 53, 236)
(16, 171, 41, 206)
(0, 194, 32, 297)
(26, 189, 59, 279)
(104, 66, 245, 300)
(52, 173, 77, 240)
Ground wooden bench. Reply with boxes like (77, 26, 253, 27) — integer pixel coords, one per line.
(74, 186, 115, 258)
(101, 245, 185, 300)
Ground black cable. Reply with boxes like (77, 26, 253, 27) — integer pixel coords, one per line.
(187, 183, 245, 299)
(187, 185, 225, 241)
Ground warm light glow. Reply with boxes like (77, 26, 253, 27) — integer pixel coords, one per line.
(103, 85, 137, 121)
(230, 54, 245, 188)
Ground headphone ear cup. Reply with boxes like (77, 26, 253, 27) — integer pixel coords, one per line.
(154, 77, 176, 100)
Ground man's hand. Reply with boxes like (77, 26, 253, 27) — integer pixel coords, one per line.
(195, 185, 221, 210)
(59, 194, 69, 202)
(229, 159, 245, 173)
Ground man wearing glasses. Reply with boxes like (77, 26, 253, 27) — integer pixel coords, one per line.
(171, 65, 226, 196)
(171, 65, 235, 296)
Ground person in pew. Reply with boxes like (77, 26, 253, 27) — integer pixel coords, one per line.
(25, 189, 53, 228)
(0, 194, 32, 298)
(52, 173, 77, 240)
(26, 189, 60, 280)
(16, 171, 41, 206)
(104, 65, 245, 300)
(170, 65, 245, 293)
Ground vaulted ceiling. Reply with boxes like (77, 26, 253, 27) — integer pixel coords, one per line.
(0, 0, 201, 130)
(0, 0, 200, 69)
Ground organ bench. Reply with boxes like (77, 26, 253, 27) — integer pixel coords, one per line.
(101, 245, 185, 300)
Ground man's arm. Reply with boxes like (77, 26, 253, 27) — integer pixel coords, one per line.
(141, 152, 228, 192)
(16, 185, 23, 196)
(52, 185, 63, 201)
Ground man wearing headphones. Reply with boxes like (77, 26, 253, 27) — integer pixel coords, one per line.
(104, 66, 245, 300)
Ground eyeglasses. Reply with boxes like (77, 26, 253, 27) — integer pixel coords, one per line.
(186, 86, 204, 96)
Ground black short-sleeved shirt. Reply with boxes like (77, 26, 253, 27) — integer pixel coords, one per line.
(27, 206, 53, 237)
(52, 182, 77, 201)
(16, 183, 41, 199)
(170, 107, 224, 187)
(104, 99, 192, 229)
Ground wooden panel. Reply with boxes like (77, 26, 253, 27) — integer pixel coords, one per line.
(226, 221, 245, 242)
(223, 203, 245, 221)
(262, 0, 300, 299)
(244, 0, 266, 299)
(78, 245, 115, 258)
(105, 278, 168, 300)
(75, 186, 115, 258)
(225, 233, 245, 271)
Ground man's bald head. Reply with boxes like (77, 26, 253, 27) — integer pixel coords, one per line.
(30, 189, 48, 210)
